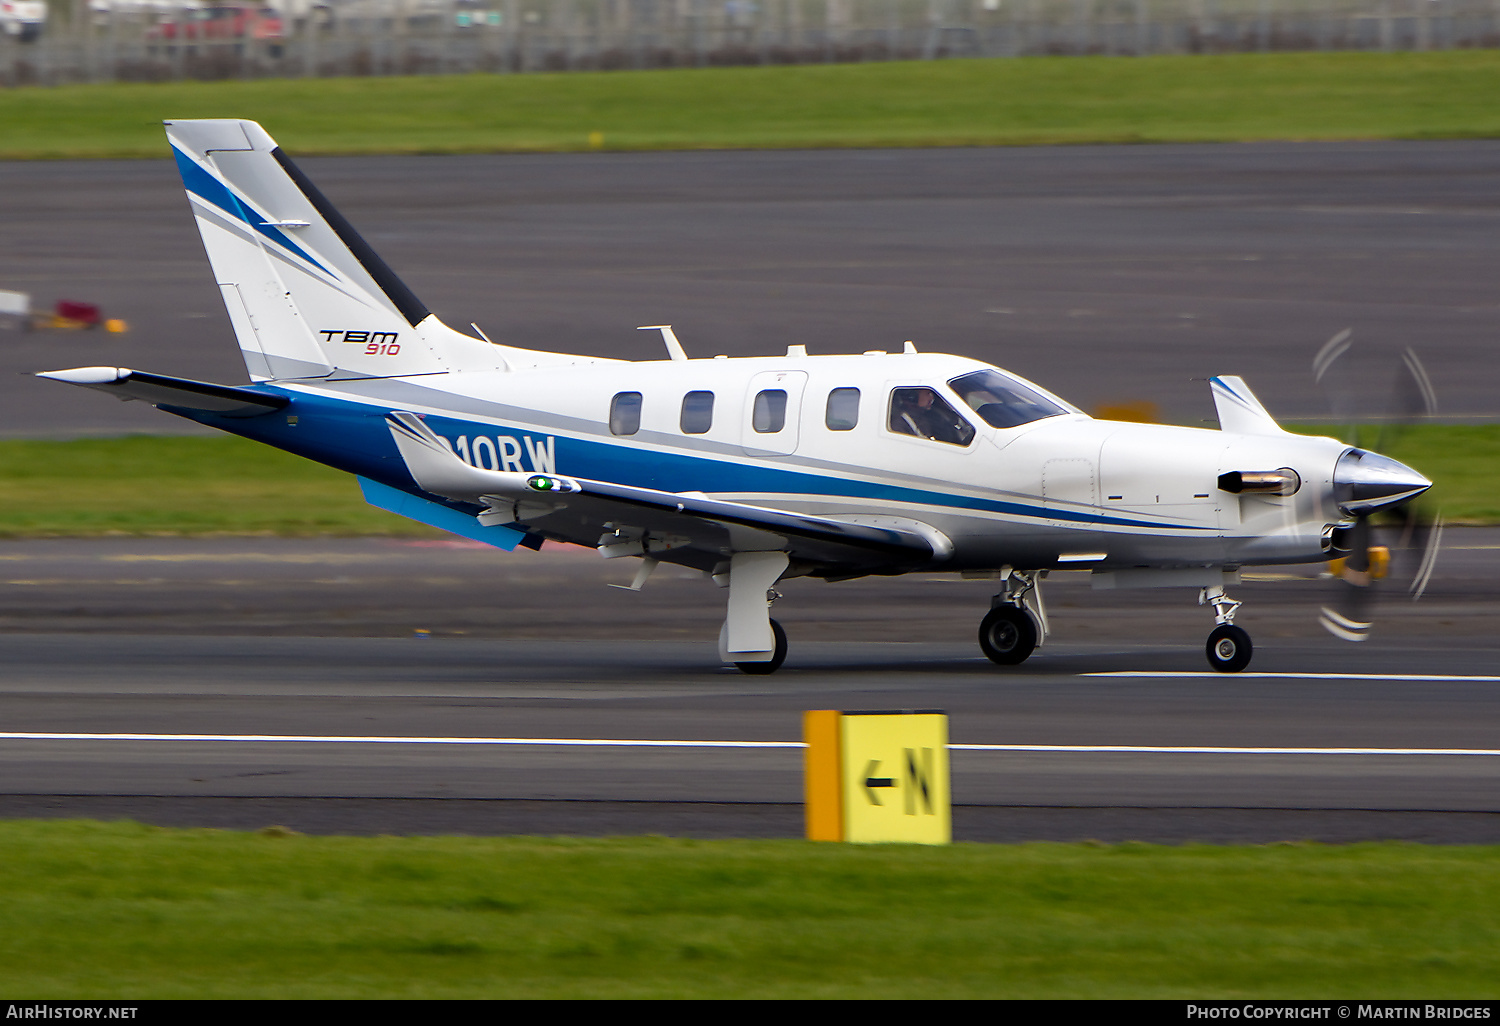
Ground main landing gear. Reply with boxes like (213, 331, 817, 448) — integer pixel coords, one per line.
(719, 551, 791, 675)
(978, 569, 1047, 667)
(1202, 584, 1252, 673)
(979, 605, 1036, 664)
(734, 618, 787, 675)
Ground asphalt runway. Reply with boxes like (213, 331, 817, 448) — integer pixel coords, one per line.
(1, 142, 1497, 842)
(0, 534, 1496, 843)
(3, 141, 1500, 435)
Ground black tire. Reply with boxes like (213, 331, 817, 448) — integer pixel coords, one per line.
(1206, 624, 1253, 673)
(734, 618, 787, 675)
(978, 605, 1038, 666)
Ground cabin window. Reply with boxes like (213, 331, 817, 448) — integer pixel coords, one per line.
(948, 369, 1070, 429)
(825, 387, 860, 431)
(752, 389, 788, 433)
(888, 387, 975, 446)
(680, 390, 715, 434)
(610, 392, 642, 436)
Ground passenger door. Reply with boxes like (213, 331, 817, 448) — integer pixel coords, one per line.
(741, 371, 807, 456)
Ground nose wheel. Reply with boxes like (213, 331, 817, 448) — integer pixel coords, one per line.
(1201, 585, 1252, 673)
(1206, 623, 1252, 673)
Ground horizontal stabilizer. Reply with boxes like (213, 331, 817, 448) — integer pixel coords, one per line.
(37, 367, 288, 417)
(386, 411, 537, 498)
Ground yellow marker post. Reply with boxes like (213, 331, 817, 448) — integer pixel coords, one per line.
(803, 710, 843, 841)
(804, 709, 950, 845)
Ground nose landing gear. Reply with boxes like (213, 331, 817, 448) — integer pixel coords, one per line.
(1201, 585, 1252, 672)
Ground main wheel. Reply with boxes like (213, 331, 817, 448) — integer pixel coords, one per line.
(1206, 624, 1253, 673)
(734, 618, 787, 675)
(978, 605, 1038, 666)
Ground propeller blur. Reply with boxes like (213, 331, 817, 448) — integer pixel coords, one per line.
(1313, 331, 1443, 644)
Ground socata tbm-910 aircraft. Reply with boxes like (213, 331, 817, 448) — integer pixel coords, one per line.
(41, 119, 1434, 674)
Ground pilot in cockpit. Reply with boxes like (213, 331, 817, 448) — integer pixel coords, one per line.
(889, 387, 975, 446)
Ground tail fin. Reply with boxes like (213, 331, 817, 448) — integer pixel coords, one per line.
(166, 119, 504, 381)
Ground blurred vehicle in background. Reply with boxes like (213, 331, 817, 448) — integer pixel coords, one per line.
(146, 3, 284, 51)
(0, 0, 47, 42)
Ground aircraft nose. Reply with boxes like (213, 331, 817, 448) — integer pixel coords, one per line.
(1333, 448, 1431, 515)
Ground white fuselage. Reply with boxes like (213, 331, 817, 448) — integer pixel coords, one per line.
(294, 350, 1351, 575)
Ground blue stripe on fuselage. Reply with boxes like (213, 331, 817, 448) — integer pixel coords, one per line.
(172, 147, 332, 276)
(170, 387, 1209, 533)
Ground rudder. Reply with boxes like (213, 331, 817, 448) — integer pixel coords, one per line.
(167, 119, 502, 381)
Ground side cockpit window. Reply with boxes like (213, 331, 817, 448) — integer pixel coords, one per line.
(888, 387, 974, 447)
(610, 392, 642, 436)
(948, 369, 1070, 429)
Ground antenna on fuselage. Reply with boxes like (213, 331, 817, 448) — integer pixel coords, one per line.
(639, 325, 687, 362)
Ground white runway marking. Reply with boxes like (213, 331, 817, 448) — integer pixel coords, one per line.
(1086, 672, 1500, 682)
(0, 733, 800, 748)
(0, 734, 1495, 756)
(949, 744, 1500, 756)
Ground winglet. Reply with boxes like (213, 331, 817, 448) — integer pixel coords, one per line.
(1209, 376, 1286, 436)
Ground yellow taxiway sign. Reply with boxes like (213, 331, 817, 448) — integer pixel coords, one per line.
(804, 710, 950, 844)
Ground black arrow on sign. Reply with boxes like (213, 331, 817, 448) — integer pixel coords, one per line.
(863, 760, 895, 804)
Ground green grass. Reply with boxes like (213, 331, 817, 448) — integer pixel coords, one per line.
(1289, 424, 1500, 525)
(1, 821, 1496, 998)
(0, 426, 1494, 537)
(5, 50, 1500, 159)
(1373, 425, 1500, 525)
(0, 435, 437, 537)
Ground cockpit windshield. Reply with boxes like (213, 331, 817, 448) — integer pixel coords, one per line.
(948, 369, 1072, 429)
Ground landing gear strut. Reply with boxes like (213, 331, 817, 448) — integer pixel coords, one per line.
(719, 551, 791, 674)
(1201, 585, 1252, 673)
(979, 569, 1047, 667)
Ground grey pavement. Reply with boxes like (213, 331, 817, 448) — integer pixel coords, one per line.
(4, 141, 1500, 436)
(0, 534, 1495, 842)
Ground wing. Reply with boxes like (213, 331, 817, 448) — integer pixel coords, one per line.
(385, 412, 950, 575)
